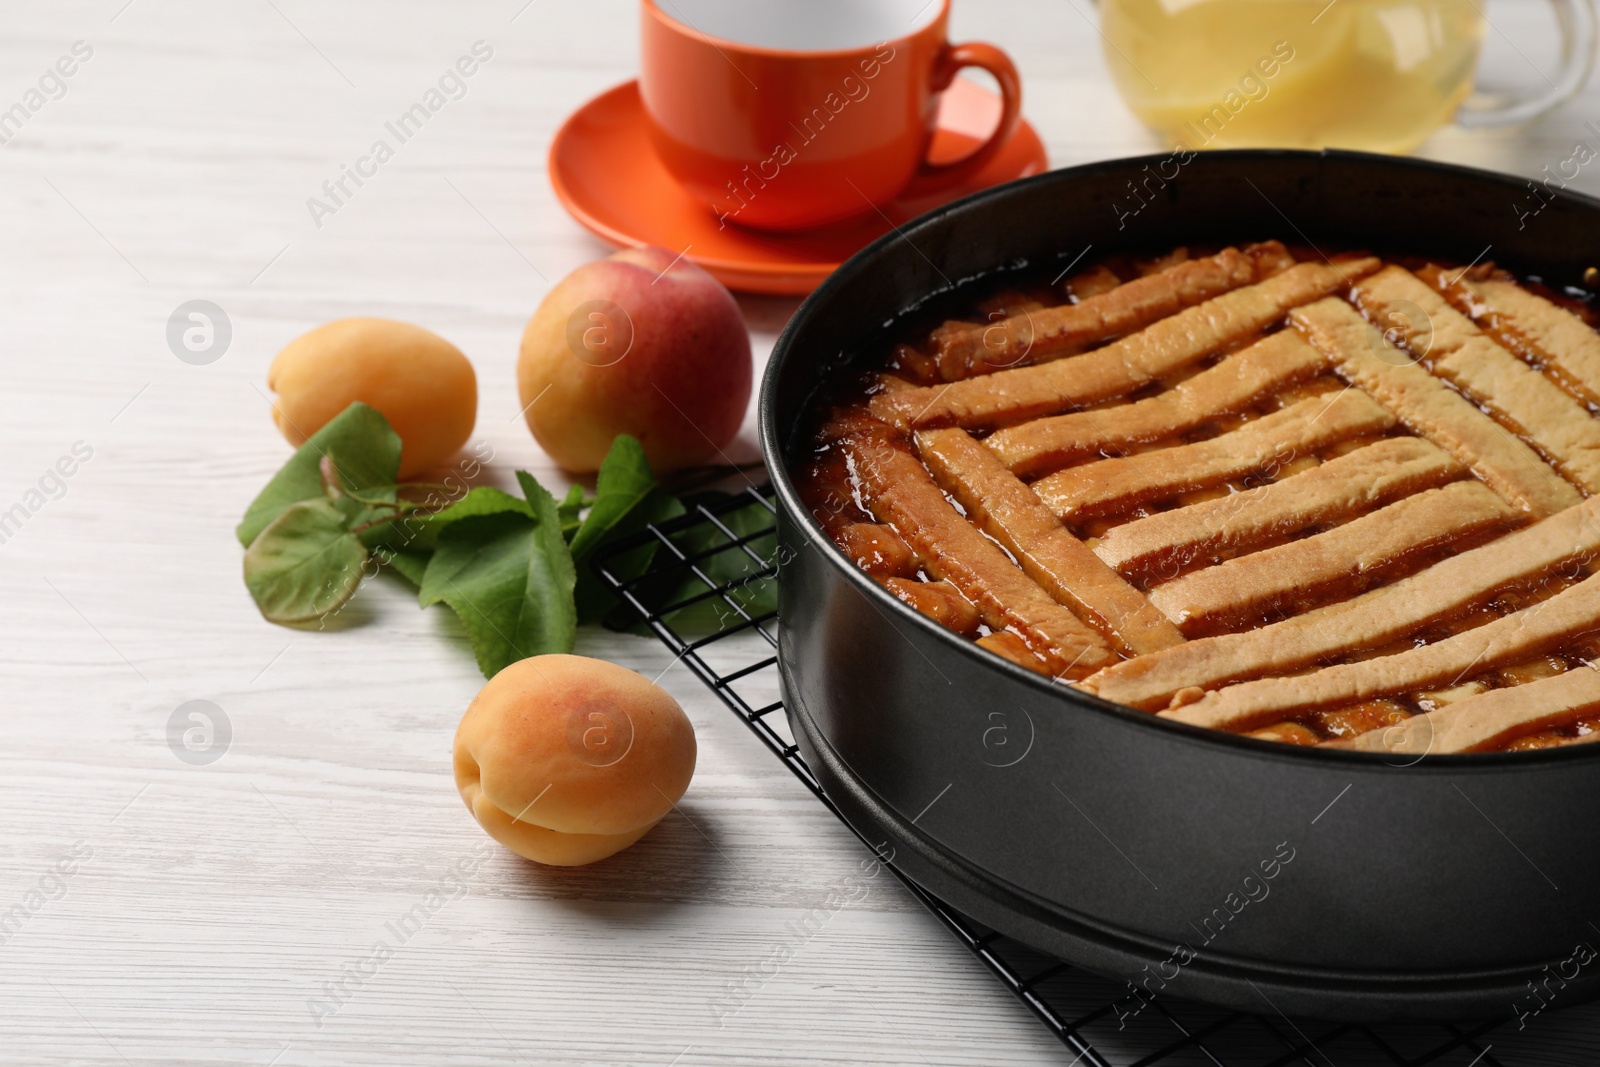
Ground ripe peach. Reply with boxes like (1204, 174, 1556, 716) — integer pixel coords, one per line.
(517, 247, 751, 474)
(268, 318, 477, 479)
(452, 655, 696, 867)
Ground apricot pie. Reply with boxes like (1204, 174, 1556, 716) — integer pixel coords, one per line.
(794, 242, 1600, 755)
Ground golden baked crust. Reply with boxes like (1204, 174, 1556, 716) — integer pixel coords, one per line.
(1354, 267, 1600, 491)
(834, 418, 1115, 679)
(1430, 267, 1600, 407)
(796, 247, 1600, 755)
(982, 329, 1326, 477)
(924, 244, 1278, 380)
(1291, 297, 1580, 516)
(916, 426, 1183, 655)
(1093, 436, 1461, 582)
(869, 257, 1380, 431)
(1030, 388, 1395, 519)
(1144, 480, 1515, 631)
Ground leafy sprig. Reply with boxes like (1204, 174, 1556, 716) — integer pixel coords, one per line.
(238, 403, 693, 678)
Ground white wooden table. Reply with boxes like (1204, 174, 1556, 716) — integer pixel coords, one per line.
(4, 1, 1599, 1063)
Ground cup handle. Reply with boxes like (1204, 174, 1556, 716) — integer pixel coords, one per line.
(1456, 0, 1597, 127)
(917, 42, 1023, 186)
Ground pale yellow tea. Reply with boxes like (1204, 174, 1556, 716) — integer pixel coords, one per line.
(1099, 0, 1486, 153)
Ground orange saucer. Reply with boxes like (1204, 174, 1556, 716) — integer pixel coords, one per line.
(548, 78, 1049, 295)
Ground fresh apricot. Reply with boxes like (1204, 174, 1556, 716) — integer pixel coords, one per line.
(268, 318, 477, 479)
(452, 655, 696, 866)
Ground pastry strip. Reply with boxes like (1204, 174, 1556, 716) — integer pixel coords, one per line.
(927, 245, 1271, 381)
(1066, 265, 1124, 299)
(1031, 388, 1395, 520)
(870, 258, 1382, 432)
(1159, 569, 1600, 731)
(1146, 481, 1516, 629)
(1135, 248, 1191, 275)
(885, 577, 981, 636)
(838, 423, 1116, 678)
(1354, 267, 1600, 491)
(915, 427, 1184, 655)
(1329, 663, 1600, 755)
(1079, 495, 1600, 709)
(1094, 437, 1461, 582)
(983, 330, 1326, 477)
(1424, 268, 1600, 408)
(1290, 297, 1581, 517)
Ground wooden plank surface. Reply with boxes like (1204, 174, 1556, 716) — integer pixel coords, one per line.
(2, 1, 1598, 1064)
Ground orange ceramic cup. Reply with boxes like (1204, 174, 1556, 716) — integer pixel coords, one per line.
(640, 0, 1021, 232)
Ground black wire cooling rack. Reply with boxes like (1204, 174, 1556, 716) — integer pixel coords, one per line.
(594, 484, 1582, 1067)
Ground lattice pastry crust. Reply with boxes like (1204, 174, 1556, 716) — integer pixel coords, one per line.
(795, 244, 1600, 755)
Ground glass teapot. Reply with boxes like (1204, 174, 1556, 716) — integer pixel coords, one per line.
(1098, 0, 1598, 152)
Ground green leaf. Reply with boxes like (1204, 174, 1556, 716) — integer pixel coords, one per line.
(569, 436, 656, 561)
(243, 498, 370, 624)
(367, 486, 533, 555)
(675, 490, 780, 595)
(418, 472, 577, 678)
(426, 486, 535, 526)
(518, 471, 580, 658)
(567, 436, 681, 623)
(517, 471, 578, 582)
(238, 403, 400, 546)
(381, 546, 431, 588)
(577, 492, 683, 623)
(605, 491, 778, 633)
(557, 485, 587, 541)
